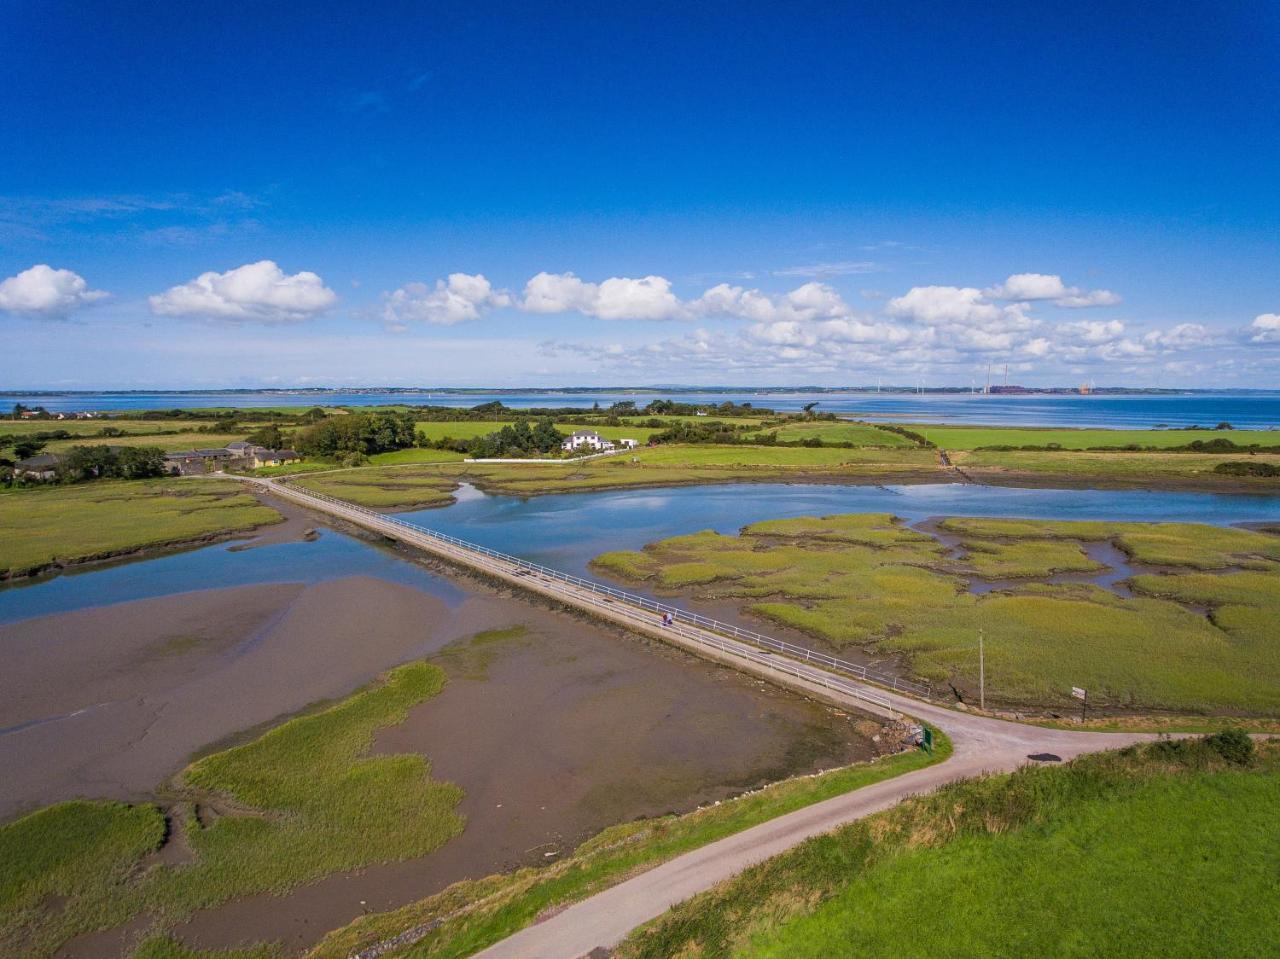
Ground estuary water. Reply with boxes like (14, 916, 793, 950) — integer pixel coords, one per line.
(9, 480, 1275, 627)
(5, 389, 1280, 429)
(0, 528, 468, 625)
(404, 482, 1280, 578)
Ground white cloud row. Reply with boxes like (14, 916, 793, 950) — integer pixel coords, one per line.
(149, 260, 337, 323)
(3, 263, 1275, 379)
(0, 260, 338, 323)
(380, 270, 1122, 329)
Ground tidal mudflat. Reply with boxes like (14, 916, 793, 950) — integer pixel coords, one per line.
(3, 516, 878, 959)
(140, 613, 875, 958)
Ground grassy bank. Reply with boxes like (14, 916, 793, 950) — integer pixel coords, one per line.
(305, 731, 950, 959)
(617, 733, 1277, 959)
(913, 424, 1280, 450)
(592, 513, 1280, 714)
(0, 662, 463, 959)
(953, 447, 1280, 487)
(412, 421, 666, 444)
(751, 421, 920, 447)
(0, 479, 282, 578)
(41, 431, 259, 454)
(457, 445, 941, 497)
(275, 445, 941, 508)
(291, 467, 463, 508)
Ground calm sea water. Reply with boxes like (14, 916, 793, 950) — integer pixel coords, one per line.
(0, 529, 467, 625)
(4, 390, 1279, 429)
(8, 481, 1276, 624)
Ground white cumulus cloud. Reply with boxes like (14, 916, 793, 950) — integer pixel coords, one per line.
(1143, 323, 1212, 351)
(1250, 313, 1280, 342)
(150, 260, 336, 323)
(382, 273, 511, 327)
(0, 264, 108, 316)
(986, 273, 1121, 308)
(520, 272, 685, 321)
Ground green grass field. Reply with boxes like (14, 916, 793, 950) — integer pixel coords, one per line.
(41, 431, 258, 454)
(953, 448, 1280, 485)
(592, 513, 1280, 713)
(617, 735, 1277, 959)
(0, 419, 184, 438)
(367, 448, 470, 466)
(291, 467, 461, 508)
(306, 731, 950, 959)
(628, 444, 933, 467)
(0, 479, 282, 578)
(751, 421, 920, 447)
(411, 421, 664, 443)
(912, 424, 1280, 450)
(0, 661, 463, 959)
(284, 446, 941, 508)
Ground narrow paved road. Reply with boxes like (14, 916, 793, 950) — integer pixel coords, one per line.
(237, 476, 1164, 959)
(474, 716, 1154, 959)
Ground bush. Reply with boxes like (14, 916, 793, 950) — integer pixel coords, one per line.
(1205, 728, 1255, 765)
(1149, 729, 1254, 767)
(1214, 461, 1280, 478)
(295, 411, 417, 457)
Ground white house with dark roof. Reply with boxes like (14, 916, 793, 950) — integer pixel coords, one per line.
(561, 429, 615, 453)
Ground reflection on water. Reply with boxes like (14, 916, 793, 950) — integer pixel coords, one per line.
(0, 529, 468, 625)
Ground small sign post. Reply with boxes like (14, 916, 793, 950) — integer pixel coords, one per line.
(1071, 686, 1088, 723)
(922, 727, 934, 755)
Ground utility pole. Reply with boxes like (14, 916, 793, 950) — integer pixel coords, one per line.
(978, 629, 985, 712)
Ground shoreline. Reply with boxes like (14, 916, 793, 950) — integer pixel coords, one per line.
(4, 471, 1277, 586)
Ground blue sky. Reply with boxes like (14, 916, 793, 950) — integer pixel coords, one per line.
(2, 0, 1277, 388)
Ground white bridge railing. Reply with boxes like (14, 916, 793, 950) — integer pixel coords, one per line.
(256, 480, 932, 702)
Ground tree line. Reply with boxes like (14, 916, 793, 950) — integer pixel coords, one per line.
(2, 445, 168, 487)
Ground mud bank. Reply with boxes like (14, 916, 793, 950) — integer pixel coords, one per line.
(0, 574, 491, 820)
(62, 605, 878, 958)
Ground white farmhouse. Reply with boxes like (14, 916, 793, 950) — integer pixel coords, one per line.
(561, 429, 616, 452)
(619, 437, 639, 449)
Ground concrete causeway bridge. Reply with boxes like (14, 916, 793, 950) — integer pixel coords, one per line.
(240, 475, 1163, 959)
(243, 476, 931, 720)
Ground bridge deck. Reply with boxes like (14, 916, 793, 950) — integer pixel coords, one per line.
(244, 477, 919, 721)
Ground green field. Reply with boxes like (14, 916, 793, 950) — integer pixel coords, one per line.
(306, 731, 949, 959)
(0, 419, 184, 438)
(0, 479, 282, 578)
(41, 431, 257, 454)
(751, 421, 920, 447)
(292, 467, 462, 508)
(412, 420, 664, 444)
(0, 661, 463, 959)
(592, 513, 1280, 713)
(953, 448, 1280, 485)
(617, 414, 767, 427)
(283, 446, 941, 507)
(367, 448, 470, 466)
(919, 424, 1280, 450)
(459, 445, 938, 497)
(617, 735, 1277, 959)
